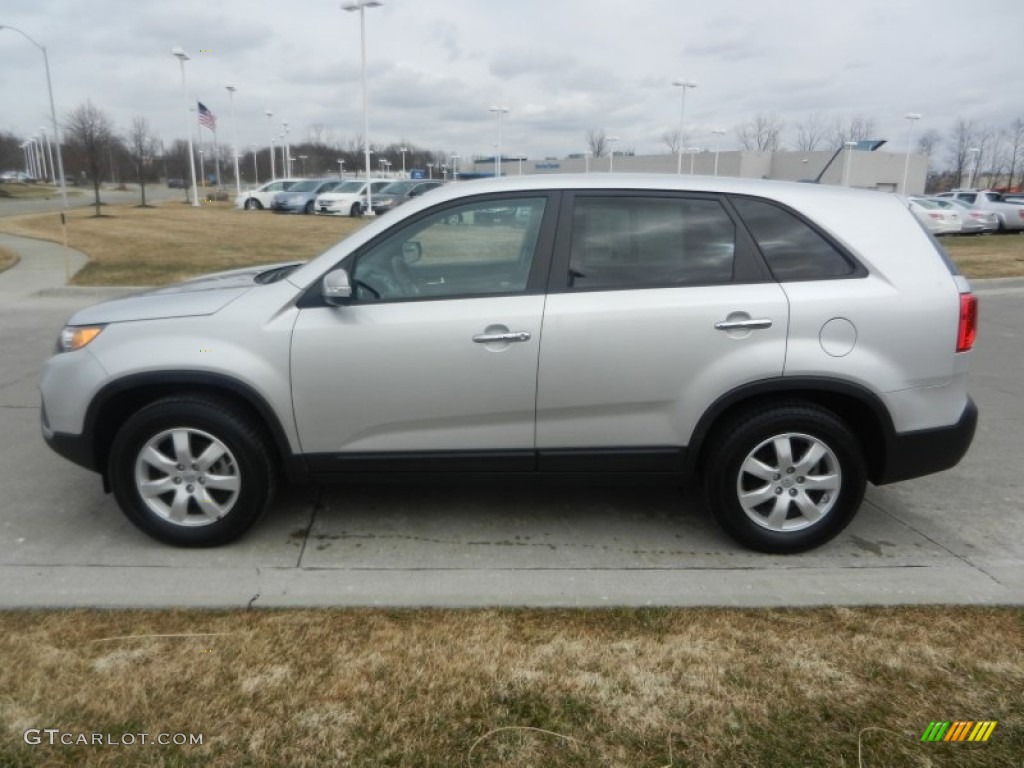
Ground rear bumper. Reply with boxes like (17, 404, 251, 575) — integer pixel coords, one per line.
(875, 397, 978, 485)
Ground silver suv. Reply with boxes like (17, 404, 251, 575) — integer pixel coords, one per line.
(39, 176, 978, 553)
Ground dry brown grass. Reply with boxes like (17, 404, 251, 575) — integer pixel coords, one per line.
(0, 182, 81, 201)
(0, 202, 365, 286)
(0, 245, 18, 273)
(0, 607, 1019, 767)
(942, 233, 1024, 278)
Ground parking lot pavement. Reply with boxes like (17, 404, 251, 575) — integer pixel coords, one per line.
(0, 281, 1021, 609)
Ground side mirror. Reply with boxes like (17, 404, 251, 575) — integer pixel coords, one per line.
(322, 269, 353, 306)
(401, 240, 423, 265)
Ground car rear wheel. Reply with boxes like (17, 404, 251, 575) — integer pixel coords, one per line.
(244, 198, 262, 210)
(304, 200, 315, 214)
(109, 396, 276, 547)
(702, 403, 865, 553)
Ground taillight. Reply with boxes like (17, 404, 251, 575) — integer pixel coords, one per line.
(957, 293, 978, 352)
(1018, 209, 1024, 220)
(928, 213, 942, 220)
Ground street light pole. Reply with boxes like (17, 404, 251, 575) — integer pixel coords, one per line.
(172, 46, 200, 206)
(966, 147, 980, 189)
(251, 144, 259, 185)
(265, 110, 276, 179)
(712, 129, 726, 176)
(343, 0, 382, 215)
(902, 112, 921, 194)
(337, 158, 345, 178)
(0, 25, 68, 211)
(399, 146, 407, 176)
(226, 85, 241, 196)
(672, 78, 697, 175)
(842, 141, 857, 187)
(607, 136, 620, 172)
(451, 154, 460, 182)
(488, 105, 509, 178)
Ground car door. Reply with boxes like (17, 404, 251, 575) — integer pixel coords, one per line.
(535, 191, 789, 470)
(290, 193, 558, 471)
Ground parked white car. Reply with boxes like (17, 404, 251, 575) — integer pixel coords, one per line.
(314, 179, 392, 216)
(235, 179, 303, 210)
(944, 198, 998, 234)
(935, 189, 1024, 231)
(908, 198, 961, 235)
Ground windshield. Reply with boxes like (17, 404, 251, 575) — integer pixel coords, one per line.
(380, 181, 419, 195)
(331, 181, 365, 193)
(289, 180, 320, 192)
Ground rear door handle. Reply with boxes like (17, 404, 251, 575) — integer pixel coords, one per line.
(714, 318, 773, 331)
(473, 331, 531, 343)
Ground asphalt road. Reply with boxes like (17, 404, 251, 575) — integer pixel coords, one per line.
(0, 233, 1021, 608)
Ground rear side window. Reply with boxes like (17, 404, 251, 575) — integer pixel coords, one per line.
(569, 197, 735, 289)
(731, 197, 855, 281)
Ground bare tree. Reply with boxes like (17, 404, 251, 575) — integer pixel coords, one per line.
(830, 115, 876, 149)
(946, 117, 977, 187)
(735, 113, 784, 151)
(586, 128, 608, 158)
(1005, 118, 1024, 190)
(916, 128, 942, 158)
(794, 112, 828, 151)
(662, 129, 683, 155)
(125, 116, 160, 207)
(65, 100, 117, 216)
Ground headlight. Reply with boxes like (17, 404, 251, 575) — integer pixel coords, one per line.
(57, 325, 105, 352)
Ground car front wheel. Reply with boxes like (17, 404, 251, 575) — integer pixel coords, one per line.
(702, 403, 866, 553)
(108, 396, 276, 547)
(244, 198, 262, 210)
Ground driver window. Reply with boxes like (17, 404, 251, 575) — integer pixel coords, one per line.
(352, 197, 547, 301)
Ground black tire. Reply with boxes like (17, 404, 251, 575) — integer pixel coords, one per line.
(244, 198, 262, 210)
(701, 402, 866, 554)
(304, 200, 314, 214)
(350, 202, 362, 217)
(108, 396, 277, 547)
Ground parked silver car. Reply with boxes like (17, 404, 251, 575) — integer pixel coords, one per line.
(935, 189, 1024, 231)
(39, 175, 978, 553)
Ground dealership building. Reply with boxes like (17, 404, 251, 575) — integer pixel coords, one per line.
(474, 147, 929, 195)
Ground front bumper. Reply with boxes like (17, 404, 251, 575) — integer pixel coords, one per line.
(875, 397, 978, 484)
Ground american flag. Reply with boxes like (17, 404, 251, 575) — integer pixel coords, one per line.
(197, 102, 217, 131)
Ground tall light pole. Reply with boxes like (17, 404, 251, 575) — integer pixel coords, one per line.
(488, 105, 509, 178)
(901, 112, 921, 194)
(517, 155, 524, 175)
(451, 154, 460, 182)
(672, 78, 697, 174)
(337, 158, 345, 178)
(25, 139, 37, 179)
(343, 0, 382, 215)
(584, 150, 591, 174)
(265, 110, 276, 179)
(712, 128, 726, 176)
(40, 126, 54, 182)
(399, 146, 407, 176)
(172, 46, 200, 206)
(607, 136, 620, 172)
(1, 25, 68, 210)
(426, 162, 434, 179)
(251, 144, 259, 184)
(966, 147, 980, 189)
(282, 121, 291, 177)
(842, 140, 857, 187)
(226, 85, 241, 196)
(687, 147, 698, 175)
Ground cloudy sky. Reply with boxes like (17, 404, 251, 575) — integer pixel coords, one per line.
(1, 0, 1020, 164)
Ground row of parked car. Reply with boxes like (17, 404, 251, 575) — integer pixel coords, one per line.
(909, 189, 1024, 235)
(234, 177, 444, 217)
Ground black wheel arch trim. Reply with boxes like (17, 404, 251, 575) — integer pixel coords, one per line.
(684, 376, 898, 483)
(75, 370, 307, 484)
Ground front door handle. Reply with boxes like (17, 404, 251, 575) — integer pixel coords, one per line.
(473, 331, 531, 343)
(714, 318, 773, 331)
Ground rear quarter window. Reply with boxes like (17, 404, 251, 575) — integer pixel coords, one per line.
(730, 196, 857, 281)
